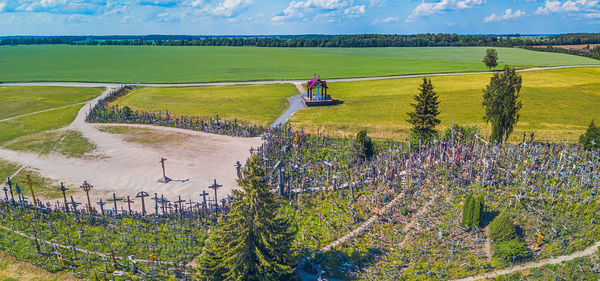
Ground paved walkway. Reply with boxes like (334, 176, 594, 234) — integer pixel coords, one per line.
(270, 83, 306, 128)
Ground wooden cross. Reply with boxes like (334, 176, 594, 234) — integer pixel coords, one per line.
(149, 253, 156, 263)
(124, 196, 134, 215)
(535, 231, 544, 248)
(136, 191, 150, 216)
(24, 174, 38, 208)
(175, 196, 185, 214)
(57, 182, 69, 213)
(158, 157, 171, 183)
(208, 179, 222, 215)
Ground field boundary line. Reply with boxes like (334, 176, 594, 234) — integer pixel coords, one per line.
(0, 102, 87, 123)
(0, 65, 598, 87)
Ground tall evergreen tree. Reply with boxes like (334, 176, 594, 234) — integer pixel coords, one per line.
(462, 194, 474, 228)
(482, 65, 522, 144)
(406, 78, 441, 144)
(483, 48, 499, 70)
(197, 155, 296, 281)
(352, 129, 375, 161)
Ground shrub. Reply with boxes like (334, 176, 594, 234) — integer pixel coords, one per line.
(489, 212, 517, 242)
(580, 120, 600, 150)
(493, 238, 529, 262)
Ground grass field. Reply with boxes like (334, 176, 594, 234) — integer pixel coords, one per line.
(1, 45, 598, 83)
(114, 84, 298, 126)
(290, 67, 600, 141)
(0, 86, 103, 120)
(0, 87, 102, 146)
(0, 106, 83, 145)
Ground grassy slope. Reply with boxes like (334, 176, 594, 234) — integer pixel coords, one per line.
(0, 159, 69, 199)
(290, 67, 600, 141)
(0, 86, 102, 120)
(0, 106, 83, 145)
(114, 84, 298, 126)
(1, 45, 597, 83)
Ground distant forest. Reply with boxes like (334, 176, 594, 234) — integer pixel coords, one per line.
(2, 33, 600, 50)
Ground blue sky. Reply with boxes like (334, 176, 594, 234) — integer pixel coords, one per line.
(0, 0, 598, 35)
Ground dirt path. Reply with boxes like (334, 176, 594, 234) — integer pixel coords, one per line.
(452, 240, 600, 281)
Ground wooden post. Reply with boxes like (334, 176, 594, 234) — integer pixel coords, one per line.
(24, 174, 37, 208)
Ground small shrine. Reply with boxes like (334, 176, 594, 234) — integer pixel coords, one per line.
(303, 75, 334, 106)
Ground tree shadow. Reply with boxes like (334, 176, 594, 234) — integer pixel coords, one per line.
(480, 210, 499, 228)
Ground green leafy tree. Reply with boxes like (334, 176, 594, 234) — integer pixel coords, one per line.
(407, 78, 441, 144)
(482, 65, 522, 144)
(352, 129, 375, 161)
(483, 48, 499, 70)
(579, 120, 600, 150)
(197, 155, 296, 281)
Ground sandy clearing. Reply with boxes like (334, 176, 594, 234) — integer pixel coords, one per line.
(0, 87, 262, 211)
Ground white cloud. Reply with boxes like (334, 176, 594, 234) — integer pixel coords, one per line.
(535, 0, 598, 15)
(585, 12, 600, 17)
(372, 16, 398, 24)
(407, 0, 485, 22)
(272, 0, 372, 22)
(484, 8, 525, 22)
(212, 0, 253, 17)
(0, 2, 6, 12)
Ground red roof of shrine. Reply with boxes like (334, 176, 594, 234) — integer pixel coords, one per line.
(307, 76, 327, 89)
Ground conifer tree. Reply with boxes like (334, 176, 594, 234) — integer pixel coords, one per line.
(406, 78, 441, 144)
(462, 194, 473, 228)
(197, 155, 296, 281)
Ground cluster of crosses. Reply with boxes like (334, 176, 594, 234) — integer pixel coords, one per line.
(86, 86, 265, 137)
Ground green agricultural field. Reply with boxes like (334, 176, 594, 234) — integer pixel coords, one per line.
(0, 86, 103, 120)
(1, 45, 598, 83)
(290, 67, 600, 141)
(113, 84, 298, 126)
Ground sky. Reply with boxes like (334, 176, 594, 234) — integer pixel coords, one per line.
(0, 0, 598, 35)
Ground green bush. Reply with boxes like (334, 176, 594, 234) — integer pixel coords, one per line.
(489, 212, 517, 242)
(492, 238, 529, 262)
(462, 194, 484, 229)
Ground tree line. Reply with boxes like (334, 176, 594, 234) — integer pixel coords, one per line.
(2, 33, 600, 48)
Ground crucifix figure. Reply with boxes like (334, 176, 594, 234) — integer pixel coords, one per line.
(57, 182, 69, 213)
(79, 180, 93, 214)
(208, 179, 222, 215)
(24, 174, 38, 208)
(136, 191, 150, 216)
(158, 157, 172, 183)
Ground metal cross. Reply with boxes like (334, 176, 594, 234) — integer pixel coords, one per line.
(79, 180, 94, 214)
